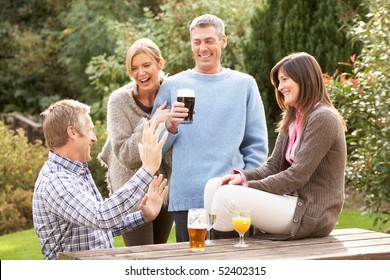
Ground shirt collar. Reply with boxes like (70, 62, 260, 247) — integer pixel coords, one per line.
(48, 151, 89, 176)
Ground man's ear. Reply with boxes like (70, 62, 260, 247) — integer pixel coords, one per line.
(67, 126, 77, 139)
(221, 35, 227, 49)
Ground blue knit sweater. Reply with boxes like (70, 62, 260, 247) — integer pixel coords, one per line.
(152, 68, 268, 211)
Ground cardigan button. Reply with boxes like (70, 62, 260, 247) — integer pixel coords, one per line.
(293, 218, 299, 223)
(297, 202, 303, 207)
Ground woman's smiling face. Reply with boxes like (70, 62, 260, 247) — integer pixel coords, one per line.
(131, 52, 162, 95)
(277, 68, 300, 108)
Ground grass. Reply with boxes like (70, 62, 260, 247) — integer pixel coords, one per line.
(335, 209, 383, 231)
(0, 226, 177, 260)
(0, 209, 384, 260)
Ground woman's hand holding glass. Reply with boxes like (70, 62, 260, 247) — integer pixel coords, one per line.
(150, 101, 169, 124)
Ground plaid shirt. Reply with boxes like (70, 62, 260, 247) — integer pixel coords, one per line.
(33, 151, 152, 260)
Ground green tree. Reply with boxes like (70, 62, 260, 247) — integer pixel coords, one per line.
(0, 121, 48, 234)
(0, 0, 69, 114)
(58, 0, 143, 105)
(244, 0, 365, 147)
(0, 0, 159, 116)
(328, 0, 389, 230)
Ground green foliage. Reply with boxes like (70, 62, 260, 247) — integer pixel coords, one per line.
(244, 0, 365, 148)
(86, 54, 128, 120)
(0, 186, 33, 234)
(328, 0, 389, 230)
(0, 0, 155, 116)
(0, 123, 47, 191)
(0, 0, 69, 114)
(59, 1, 138, 105)
(0, 121, 48, 234)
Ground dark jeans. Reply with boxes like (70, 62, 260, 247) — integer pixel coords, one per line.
(173, 210, 189, 242)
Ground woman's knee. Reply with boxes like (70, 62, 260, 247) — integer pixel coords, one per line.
(213, 185, 240, 206)
(204, 177, 222, 212)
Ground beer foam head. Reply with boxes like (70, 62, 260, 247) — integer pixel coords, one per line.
(177, 88, 195, 98)
(188, 224, 208, 229)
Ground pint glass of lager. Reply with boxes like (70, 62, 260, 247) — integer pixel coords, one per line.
(177, 88, 195, 123)
(187, 208, 208, 251)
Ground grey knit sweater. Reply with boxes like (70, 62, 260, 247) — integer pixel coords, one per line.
(98, 82, 171, 196)
(243, 105, 346, 240)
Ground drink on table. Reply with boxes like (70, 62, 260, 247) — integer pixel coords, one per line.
(187, 208, 208, 251)
(232, 216, 251, 235)
(205, 212, 216, 246)
(232, 210, 251, 248)
(188, 226, 207, 251)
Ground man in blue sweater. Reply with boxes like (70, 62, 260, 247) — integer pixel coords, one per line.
(152, 14, 268, 242)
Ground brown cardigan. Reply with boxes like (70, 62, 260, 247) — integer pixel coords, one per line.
(243, 105, 346, 240)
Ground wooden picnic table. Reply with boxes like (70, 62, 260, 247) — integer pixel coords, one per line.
(59, 228, 390, 260)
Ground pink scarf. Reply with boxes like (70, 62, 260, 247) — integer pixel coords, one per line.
(285, 111, 302, 164)
(285, 102, 320, 164)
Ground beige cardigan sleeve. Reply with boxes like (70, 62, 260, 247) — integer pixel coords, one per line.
(107, 89, 148, 170)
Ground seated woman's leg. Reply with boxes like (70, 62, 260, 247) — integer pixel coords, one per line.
(211, 185, 297, 235)
(204, 177, 222, 213)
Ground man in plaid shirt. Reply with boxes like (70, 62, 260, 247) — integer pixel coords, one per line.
(33, 99, 169, 260)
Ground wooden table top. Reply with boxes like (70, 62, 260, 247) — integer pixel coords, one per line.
(59, 228, 390, 260)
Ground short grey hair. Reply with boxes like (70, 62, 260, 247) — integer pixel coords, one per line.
(189, 14, 225, 38)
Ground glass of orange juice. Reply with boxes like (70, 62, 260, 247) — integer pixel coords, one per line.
(232, 210, 251, 247)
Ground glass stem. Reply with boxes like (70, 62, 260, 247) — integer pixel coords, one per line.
(239, 234, 245, 245)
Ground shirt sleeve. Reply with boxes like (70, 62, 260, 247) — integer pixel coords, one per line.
(43, 167, 153, 231)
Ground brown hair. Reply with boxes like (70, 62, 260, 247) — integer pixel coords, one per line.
(41, 99, 90, 149)
(270, 52, 346, 134)
(126, 38, 166, 82)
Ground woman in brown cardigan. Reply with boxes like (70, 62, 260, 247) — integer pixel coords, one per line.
(204, 52, 347, 240)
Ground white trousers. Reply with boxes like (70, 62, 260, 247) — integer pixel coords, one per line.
(204, 177, 297, 234)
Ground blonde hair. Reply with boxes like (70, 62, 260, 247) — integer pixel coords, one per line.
(126, 38, 166, 82)
(270, 52, 347, 134)
(41, 99, 90, 149)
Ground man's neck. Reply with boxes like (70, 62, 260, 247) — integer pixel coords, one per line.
(194, 65, 223, 74)
(52, 146, 82, 163)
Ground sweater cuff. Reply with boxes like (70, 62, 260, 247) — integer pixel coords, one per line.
(164, 120, 179, 135)
(232, 169, 248, 187)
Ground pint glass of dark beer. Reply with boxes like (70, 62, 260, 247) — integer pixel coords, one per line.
(187, 208, 208, 251)
(177, 88, 195, 123)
